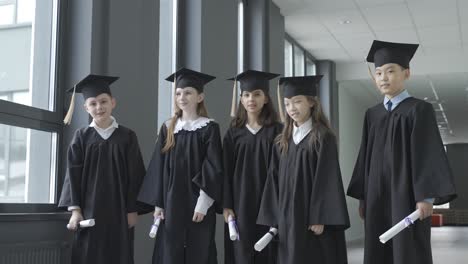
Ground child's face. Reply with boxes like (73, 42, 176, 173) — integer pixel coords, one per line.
(240, 89, 268, 115)
(175, 87, 204, 113)
(84, 93, 116, 124)
(284, 95, 313, 126)
(374, 63, 410, 98)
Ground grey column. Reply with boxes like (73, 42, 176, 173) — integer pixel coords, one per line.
(242, 0, 285, 108)
(244, 0, 269, 71)
(316, 60, 339, 134)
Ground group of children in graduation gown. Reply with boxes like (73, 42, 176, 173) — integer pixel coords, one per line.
(59, 39, 457, 264)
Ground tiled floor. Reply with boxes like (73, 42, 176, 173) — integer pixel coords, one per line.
(347, 227, 468, 264)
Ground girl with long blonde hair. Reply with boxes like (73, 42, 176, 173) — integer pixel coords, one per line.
(138, 68, 223, 264)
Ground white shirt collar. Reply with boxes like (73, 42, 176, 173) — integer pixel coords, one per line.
(246, 124, 262, 135)
(292, 118, 312, 145)
(90, 116, 119, 140)
(166, 116, 213, 134)
(383, 90, 411, 111)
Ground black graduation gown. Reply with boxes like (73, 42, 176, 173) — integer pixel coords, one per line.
(347, 97, 457, 264)
(138, 120, 223, 264)
(257, 130, 350, 264)
(223, 123, 283, 264)
(58, 126, 146, 264)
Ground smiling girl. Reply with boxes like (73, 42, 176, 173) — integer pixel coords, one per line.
(223, 70, 282, 264)
(138, 68, 223, 264)
(257, 75, 350, 264)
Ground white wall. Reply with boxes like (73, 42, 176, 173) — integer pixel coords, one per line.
(338, 84, 370, 241)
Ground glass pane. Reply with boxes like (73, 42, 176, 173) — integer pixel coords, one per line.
(294, 46, 305, 76)
(0, 124, 57, 203)
(0, 0, 57, 111)
(284, 40, 293, 77)
(306, 58, 316, 75)
(17, 0, 36, 24)
(0, 4, 15, 25)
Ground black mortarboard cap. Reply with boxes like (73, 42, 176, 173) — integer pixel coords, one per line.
(63, 74, 119, 125)
(66, 74, 119, 100)
(366, 40, 419, 69)
(279, 75, 323, 98)
(228, 70, 280, 92)
(165, 68, 216, 92)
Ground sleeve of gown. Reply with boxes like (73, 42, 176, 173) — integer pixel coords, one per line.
(222, 129, 235, 209)
(309, 132, 350, 228)
(256, 144, 280, 228)
(410, 102, 457, 205)
(58, 130, 84, 209)
(192, 123, 224, 205)
(347, 110, 369, 200)
(137, 125, 167, 208)
(126, 131, 147, 213)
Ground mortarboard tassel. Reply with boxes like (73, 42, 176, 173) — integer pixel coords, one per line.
(277, 80, 285, 123)
(230, 78, 238, 117)
(63, 85, 76, 125)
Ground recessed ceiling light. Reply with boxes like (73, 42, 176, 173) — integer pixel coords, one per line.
(339, 20, 352, 25)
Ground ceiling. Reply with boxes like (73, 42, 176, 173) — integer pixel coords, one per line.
(273, 0, 468, 64)
(272, 0, 468, 144)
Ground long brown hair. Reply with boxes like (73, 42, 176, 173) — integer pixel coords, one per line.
(230, 92, 279, 128)
(162, 95, 209, 153)
(275, 96, 332, 155)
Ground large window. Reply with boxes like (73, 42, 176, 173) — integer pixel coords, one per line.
(284, 39, 293, 77)
(306, 57, 316, 75)
(0, 0, 61, 206)
(294, 46, 305, 76)
(285, 35, 317, 77)
(0, 0, 58, 111)
(0, 124, 57, 203)
(238, 0, 244, 73)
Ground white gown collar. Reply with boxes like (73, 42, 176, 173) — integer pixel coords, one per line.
(166, 116, 213, 134)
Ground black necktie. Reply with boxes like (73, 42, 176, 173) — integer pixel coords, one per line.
(387, 100, 393, 112)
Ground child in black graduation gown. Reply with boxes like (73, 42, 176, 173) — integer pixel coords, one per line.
(347, 40, 457, 264)
(138, 68, 223, 264)
(58, 74, 146, 264)
(257, 75, 350, 264)
(223, 70, 282, 264)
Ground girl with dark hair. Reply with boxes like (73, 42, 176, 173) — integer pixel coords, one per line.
(223, 70, 282, 264)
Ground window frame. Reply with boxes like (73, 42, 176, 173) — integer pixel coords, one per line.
(0, 0, 67, 213)
(285, 33, 317, 77)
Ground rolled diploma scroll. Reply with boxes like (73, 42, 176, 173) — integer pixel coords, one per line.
(228, 215, 239, 241)
(379, 210, 421, 244)
(254, 228, 278, 252)
(149, 217, 161, 239)
(67, 219, 95, 229)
